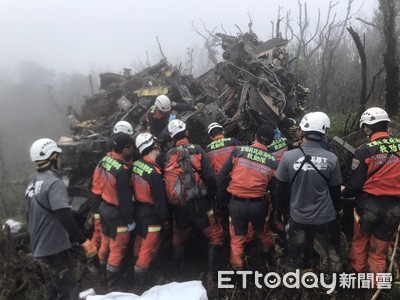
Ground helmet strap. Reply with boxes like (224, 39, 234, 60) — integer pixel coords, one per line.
(36, 153, 59, 171)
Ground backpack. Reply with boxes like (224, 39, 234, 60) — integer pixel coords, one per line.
(164, 146, 203, 206)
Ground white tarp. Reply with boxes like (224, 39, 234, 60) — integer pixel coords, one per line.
(85, 280, 208, 300)
(3, 219, 22, 234)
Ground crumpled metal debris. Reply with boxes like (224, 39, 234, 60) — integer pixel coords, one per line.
(60, 32, 308, 187)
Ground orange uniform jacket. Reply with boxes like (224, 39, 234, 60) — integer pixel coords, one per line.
(205, 134, 241, 175)
(91, 152, 134, 224)
(217, 142, 279, 201)
(131, 156, 168, 224)
(342, 132, 400, 198)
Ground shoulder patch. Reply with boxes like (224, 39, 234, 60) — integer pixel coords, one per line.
(351, 158, 360, 170)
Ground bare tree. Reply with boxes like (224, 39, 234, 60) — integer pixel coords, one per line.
(185, 47, 194, 75)
(156, 36, 168, 61)
(379, 0, 399, 116)
(347, 26, 367, 113)
(191, 20, 220, 66)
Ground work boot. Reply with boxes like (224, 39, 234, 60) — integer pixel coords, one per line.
(207, 244, 221, 277)
(207, 245, 221, 298)
(172, 245, 185, 269)
(134, 266, 147, 290)
(263, 247, 276, 267)
(106, 267, 122, 291)
(99, 262, 108, 287)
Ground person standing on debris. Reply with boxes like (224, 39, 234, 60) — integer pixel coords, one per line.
(342, 107, 400, 279)
(205, 122, 241, 175)
(25, 138, 97, 300)
(91, 120, 135, 249)
(275, 112, 343, 276)
(146, 95, 194, 137)
(131, 133, 169, 286)
(164, 119, 223, 290)
(92, 133, 135, 290)
(217, 125, 279, 270)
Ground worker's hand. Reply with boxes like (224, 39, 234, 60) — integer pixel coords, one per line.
(81, 239, 98, 258)
(127, 222, 136, 232)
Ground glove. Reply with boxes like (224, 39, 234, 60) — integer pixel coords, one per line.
(337, 209, 344, 219)
(81, 239, 98, 258)
(128, 222, 136, 232)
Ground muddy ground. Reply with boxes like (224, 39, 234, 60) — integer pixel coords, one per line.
(1, 218, 400, 300)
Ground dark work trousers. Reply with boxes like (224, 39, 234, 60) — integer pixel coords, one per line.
(287, 218, 343, 272)
(37, 249, 79, 300)
(229, 198, 274, 269)
(172, 197, 223, 248)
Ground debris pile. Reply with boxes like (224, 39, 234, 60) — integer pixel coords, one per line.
(61, 31, 308, 187)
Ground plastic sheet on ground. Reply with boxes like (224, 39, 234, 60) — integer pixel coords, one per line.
(3, 219, 22, 234)
(86, 280, 208, 300)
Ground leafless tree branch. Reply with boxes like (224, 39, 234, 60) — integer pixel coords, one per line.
(156, 36, 167, 61)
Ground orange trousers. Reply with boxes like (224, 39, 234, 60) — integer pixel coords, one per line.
(350, 209, 392, 274)
(91, 214, 102, 249)
(229, 220, 274, 269)
(133, 225, 162, 270)
(98, 229, 130, 269)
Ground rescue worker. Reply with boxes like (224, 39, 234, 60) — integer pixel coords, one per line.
(342, 107, 400, 279)
(166, 119, 223, 289)
(113, 120, 134, 136)
(275, 112, 343, 278)
(25, 138, 97, 299)
(267, 124, 290, 245)
(132, 133, 169, 286)
(145, 95, 194, 137)
(92, 133, 135, 290)
(205, 122, 241, 230)
(217, 125, 279, 270)
(91, 120, 135, 249)
(205, 122, 241, 175)
(267, 126, 289, 161)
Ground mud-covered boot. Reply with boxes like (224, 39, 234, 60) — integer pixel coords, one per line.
(172, 245, 185, 269)
(106, 267, 122, 291)
(207, 245, 221, 299)
(134, 266, 148, 290)
(263, 247, 276, 267)
(99, 262, 108, 287)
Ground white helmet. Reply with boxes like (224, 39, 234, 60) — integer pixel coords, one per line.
(30, 138, 62, 162)
(207, 122, 224, 135)
(113, 121, 133, 135)
(299, 112, 328, 134)
(359, 107, 390, 128)
(168, 119, 186, 138)
(155, 95, 172, 112)
(313, 111, 330, 130)
(135, 133, 156, 154)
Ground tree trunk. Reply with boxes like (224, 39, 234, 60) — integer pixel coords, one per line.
(379, 0, 399, 116)
(347, 26, 367, 111)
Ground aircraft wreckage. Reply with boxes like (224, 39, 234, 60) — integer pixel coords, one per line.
(59, 33, 309, 192)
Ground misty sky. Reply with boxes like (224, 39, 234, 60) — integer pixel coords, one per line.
(0, 0, 375, 74)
